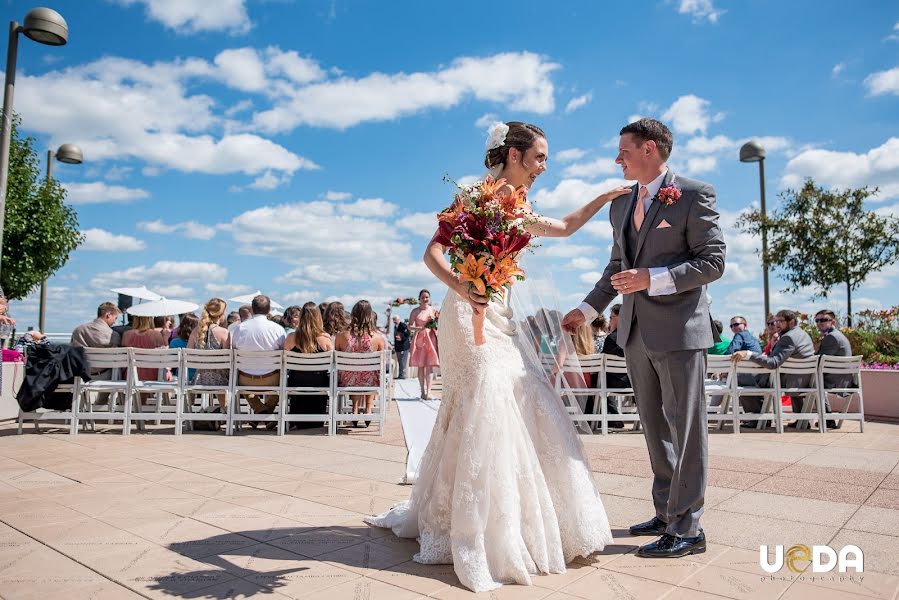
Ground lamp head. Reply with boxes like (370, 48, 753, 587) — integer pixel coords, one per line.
(22, 7, 68, 46)
(739, 141, 766, 163)
(55, 143, 83, 165)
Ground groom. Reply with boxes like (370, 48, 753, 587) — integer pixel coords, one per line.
(562, 118, 725, 558)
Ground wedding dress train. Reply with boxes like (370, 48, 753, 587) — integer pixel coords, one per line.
(365, 289, 612, 592)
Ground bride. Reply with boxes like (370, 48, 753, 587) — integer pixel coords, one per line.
(365, 121, 631, 592)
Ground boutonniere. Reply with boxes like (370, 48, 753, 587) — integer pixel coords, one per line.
(658, 182, 682, 206)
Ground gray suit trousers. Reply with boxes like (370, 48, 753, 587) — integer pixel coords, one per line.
(625, 320, 708, 537)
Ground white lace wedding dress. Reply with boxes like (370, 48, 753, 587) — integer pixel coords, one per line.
(365, 289, 612, 592)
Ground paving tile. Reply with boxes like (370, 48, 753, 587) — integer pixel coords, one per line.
(716, 491, 858, 527)
(681, 564, 793, 599)
(557, 568, 675, 600)
(829, 529, 899, 576)
(700, 509, 839, 553)
(865, 488, 899, 510)
(318, 539, 417, 575)
(601, 550, 710, 586)
(301, 577, 425, 600)
(800, 569, 899, 600)
(750, 475, 875, 504)
(368, 559, 461, 596)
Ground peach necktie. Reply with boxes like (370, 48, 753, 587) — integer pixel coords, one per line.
(633, 185, 649, 231)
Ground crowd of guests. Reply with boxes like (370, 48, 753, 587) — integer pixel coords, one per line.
(63, 292, 443, 432)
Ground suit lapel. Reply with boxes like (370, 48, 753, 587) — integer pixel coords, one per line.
(633, 170, 674, 262)
(619, 184, 639, 263)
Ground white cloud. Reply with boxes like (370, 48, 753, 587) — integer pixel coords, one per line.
(864, 66, 899, 96)
(781, 137, 899, 199)
(661, 95, 725, 135)
(686, 155, 718, 174)
(579, 271, 604, 285)
(475, 113, 499, 128)
(246, 170, 291, 190)
(562, 157, 617, 179)
(555, 148, 587, 163)
(81, 228, 146, 252)
(104, 166, 133, 181)
(542, 243, 598, 259)
(676, 0, 725, 23)
(251, 52, 559, 132)
(832, 62, 846, 78)
(339, 198, 398, 218)
(282, 290, 324, 304)
(138, 220, 218, 240)
(324, 191, 353, 201)
(565, 92, 592, 113)
(530, 177, 630, 212)
(582, 220, 615, 240)
(64, 181, 150, 205)
(677, 134, 792, 175)
(570, 257, 600, 270)
(213, 48, 268, 92)
(396, 212, 437, 238)
(113, 0, 252, 35)
(886, 22, 899, 42)
(264, 47, 326, 85)
(91, 261, 227, 293)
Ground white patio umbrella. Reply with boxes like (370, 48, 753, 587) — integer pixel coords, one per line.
(228, 291, 284, 311)
(109, 286, 163, 302)
(126, 298, 199, 317)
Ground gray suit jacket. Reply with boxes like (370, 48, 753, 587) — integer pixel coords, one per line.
(750, 326, 815, 390)
(818, 327, 853, 388)
(584, 171, 726, 352)
(70, 318, 121, 349)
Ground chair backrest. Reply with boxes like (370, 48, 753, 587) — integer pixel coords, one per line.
(83, 347, 132, 370)
(706, 355, 734, 377)
(819, 354, 863, 374)
(604, 355, 628, 374)
(284, 350, 334, 371)
(571, 353, 604, 374)
(779, 355, 820, 375)
(335, 350, 384, 372)
(733, 359, 776, 375)
(131, 347, 181, 370)
(182, 348, 233, 371)
(234, 350, 283, 372)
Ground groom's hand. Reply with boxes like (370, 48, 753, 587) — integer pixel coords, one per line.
(611, 268, 650, 294)
(561, 309, 584, 334)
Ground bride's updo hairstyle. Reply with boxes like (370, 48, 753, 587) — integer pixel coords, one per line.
(484, 121, 546, 169)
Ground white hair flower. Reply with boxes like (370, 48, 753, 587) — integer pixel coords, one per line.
(485, 122, 509, 151)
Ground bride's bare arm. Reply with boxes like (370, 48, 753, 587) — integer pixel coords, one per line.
(424, 234, 487, 312)
(525, 186, 631, 238)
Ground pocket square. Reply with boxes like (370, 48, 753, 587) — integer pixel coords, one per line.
(656, 219, 672, 229)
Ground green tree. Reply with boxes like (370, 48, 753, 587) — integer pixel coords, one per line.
(737, 179, 899, 326)
(1, 113, 84, 299)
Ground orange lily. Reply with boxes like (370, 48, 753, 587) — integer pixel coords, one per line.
(458, 253, 489, 295)
(498, 185, 530, 217)
(438, 196, 464, 223)
(492, 254, 525, 287)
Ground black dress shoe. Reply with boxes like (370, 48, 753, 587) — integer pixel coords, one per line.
(637, 531, 706, 558)
(629, 516, 667, 536)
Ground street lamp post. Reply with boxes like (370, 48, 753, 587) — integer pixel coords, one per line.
(739, 140, 770, 327)
(0, 7, 69, 281)
(38, 143, 82, 331)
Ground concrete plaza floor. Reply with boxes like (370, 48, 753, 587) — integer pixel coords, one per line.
(0, 380, 897, 600)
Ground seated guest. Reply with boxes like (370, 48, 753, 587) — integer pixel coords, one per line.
(708, 320, 731, 355)
(231, 295, 286, 428)
(112, 313, 132, 339)
(226, 311, 240, 326)
(188, 298, 230, 412)
(324, 301, 349, 339)
(336, 300, 385, 428)
(154, 315, 174, 343)
(71, 302, 121, 349)
(574, 321, 624, 429)
(122, 316, 168, 385)
(591, 315, 608, 353)
(228, 304, 252, 340)
(601, 304, 631, 390)
(726, 315, 761, 354)
(732, 309, 815, 426)
(318, 302, 330, 319)
(761, 315, 779, 354)
(284, 302, 333, 430)
(815, 309, 852, 429)
(168, 313, 199, 382)
(282, 305, 301, 334)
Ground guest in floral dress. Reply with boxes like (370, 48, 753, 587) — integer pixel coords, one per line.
(187, 298, 230, 411)
(408, 289, 439, 399)
(336, 300, 385, 428)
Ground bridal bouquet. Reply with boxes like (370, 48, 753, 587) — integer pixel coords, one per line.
(434, 175, 535, 345)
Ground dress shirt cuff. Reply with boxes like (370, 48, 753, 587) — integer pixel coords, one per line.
(577, 302, 599, 323)
(647, 267, 676, 296)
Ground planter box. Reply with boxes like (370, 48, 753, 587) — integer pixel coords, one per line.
(859, 369, 899, 420)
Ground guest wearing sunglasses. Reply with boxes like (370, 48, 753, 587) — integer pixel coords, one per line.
(725, 316, 761, 355)
(762, 316, 780, 355)
(815, 310, 852, 429)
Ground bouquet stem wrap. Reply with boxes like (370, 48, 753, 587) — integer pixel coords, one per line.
(472, 308, 486, 346)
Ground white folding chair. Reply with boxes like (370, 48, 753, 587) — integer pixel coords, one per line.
(731, 360, 780, 432)
(182, 349, 234, 435)
(602, 355, 640, 430)
(16, 349, 80, 434)
(555, 353, 603, 435)
(777, 356, 823, 432)
(128, 348, 183, 434)
(704, 355, 737, 432)
(282, 350, 334, 435)
(74, 348, 133, 435)
(232, 350, 284, 433)
(818, 355, 865, 432)
(333, 350, 388, 435)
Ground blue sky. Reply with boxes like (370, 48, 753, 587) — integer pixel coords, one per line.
(4, 0, 898, 334)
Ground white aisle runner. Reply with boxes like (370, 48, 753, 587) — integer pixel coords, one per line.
(394, 379, 441, 484)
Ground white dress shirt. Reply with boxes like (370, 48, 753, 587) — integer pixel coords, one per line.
(231, 314, 286, 375)
(578, 169, 677, 323)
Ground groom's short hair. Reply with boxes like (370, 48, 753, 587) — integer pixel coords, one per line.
(620, 118, 673, 160)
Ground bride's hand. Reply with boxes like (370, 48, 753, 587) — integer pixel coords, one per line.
(457, 282, 488, 313)
(598, 186, 632, 205)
